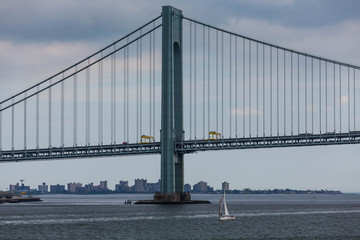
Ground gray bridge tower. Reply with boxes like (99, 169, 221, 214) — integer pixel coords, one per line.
(155, 6, 187, 202)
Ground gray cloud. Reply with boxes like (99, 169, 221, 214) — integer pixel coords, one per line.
(0, 0, 159, 43)
(2, 0, 360, 44)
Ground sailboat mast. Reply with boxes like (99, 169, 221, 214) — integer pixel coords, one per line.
(219, 198, 223, 217)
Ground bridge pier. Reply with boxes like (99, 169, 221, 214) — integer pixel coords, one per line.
(156, 5, 187, 203)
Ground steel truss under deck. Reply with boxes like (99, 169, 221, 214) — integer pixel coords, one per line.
(0, 143, 161, 162)
(177, 132, 360, 153)
(2, 132, 360, 162)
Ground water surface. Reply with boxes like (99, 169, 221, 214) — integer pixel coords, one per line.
(1, 194, 360, 239)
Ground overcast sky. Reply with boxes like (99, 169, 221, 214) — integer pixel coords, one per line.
(1, 0, 360, 192)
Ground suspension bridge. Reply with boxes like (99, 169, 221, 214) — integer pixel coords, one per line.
(1, 6, 360, 200)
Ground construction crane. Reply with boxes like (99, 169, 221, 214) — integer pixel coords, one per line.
(208, 131, 221, 140)
(141, 135, 155, 144)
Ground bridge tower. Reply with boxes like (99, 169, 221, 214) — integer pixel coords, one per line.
(155, 6, 187, 202)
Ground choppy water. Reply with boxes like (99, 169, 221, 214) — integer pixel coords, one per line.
(1, 194, 360, 239)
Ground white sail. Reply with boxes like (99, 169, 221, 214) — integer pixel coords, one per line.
(223, 192, 230, 216)
(224, 200, 230, 216)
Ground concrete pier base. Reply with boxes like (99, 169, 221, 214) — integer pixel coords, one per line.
(134, 192, 210, 204)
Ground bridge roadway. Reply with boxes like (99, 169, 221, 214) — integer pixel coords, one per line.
(1, 132, 360, 162)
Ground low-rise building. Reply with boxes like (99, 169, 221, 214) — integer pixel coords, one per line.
(50, 184, 66, 193)
(134, 179, 147, 192)
(147, 179, 161, 192)
(115, 181, 130, 192)
(9, 182, 30, 193)
(193, 181, 208, 193)
(100, 180, 108, 190)
(184, 183, 191, 192)
(38, 182, 49, 193)
(67, 182, 82, 193)
(222, 181, 229, 191)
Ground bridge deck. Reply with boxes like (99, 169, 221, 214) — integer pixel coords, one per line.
(1, 132, 360, 162)
(177, 132, 360, 153)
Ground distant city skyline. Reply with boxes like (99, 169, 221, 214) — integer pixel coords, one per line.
(7, 178, 341, 195)
(7, 179, 223, 192)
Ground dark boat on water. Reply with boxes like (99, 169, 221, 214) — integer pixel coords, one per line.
(0, 191, 41, 203)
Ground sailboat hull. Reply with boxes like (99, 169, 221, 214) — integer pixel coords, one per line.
(219, 215, 236, 220)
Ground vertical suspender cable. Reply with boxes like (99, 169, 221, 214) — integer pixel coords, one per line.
(249, 41, 251, 137)
(291, 52, 293, 135)
(190, 22, 192, 139)
(208, 28, 210, 136)
(284, 51, 286, 135)
(114, 45, 117, 144)
(203, 26, 205, 139)
(111, 52, 114, 144)
(140, 34, 142, 140)
(0, 103, 2, 151)
(36, 85, 39, 148)
(263, 44, 265, 136)
(325, 62, 328, 133)
(310, 61, 314, 133)
(111, 51, 115, 144)
(216, 30, 218, 133)
(195, 23, 197, 139)
(127, 38, 129, 143)
(86, 59, 90, 145)
(270, 47, 272, 136)
(73, 66, 77, 146)
(85, 61, 88, 145)
(49, 79, 52, 147)
(24, 92, 27, 149)
(243, 38, 245, 138)
(149, 32, 152, 137)
(256, 42, 258, 137)
(12, 98, 14, 150)
(61, 73, 64, 147)
(348, 67, 350, 132)
(276, 48, 279, 136)
(230, 35, 232, 138)
(91, 56, 94, 145)
(334, 63, 336, 132)
(136, 40, 140, 143)
(99, 53, 102, 145)
(221, 31, 224, 138)
(339, 65, 342, 133)
(136, 39, 139, 143)
(153, 24, 156, 139)
(305, 57, 307, 133)
(319, 61, 322, 134)
(124, 40, 127, 141)
(297, 54, 300, 134)
(86, 65, 89, 145)
(235, 37, 238, 138)
(354, 68, 356, 130)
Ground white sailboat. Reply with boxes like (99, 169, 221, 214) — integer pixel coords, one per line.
(219, 191, 236, 220)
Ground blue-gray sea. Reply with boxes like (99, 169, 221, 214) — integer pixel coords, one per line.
(1, 194, 360, 239)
